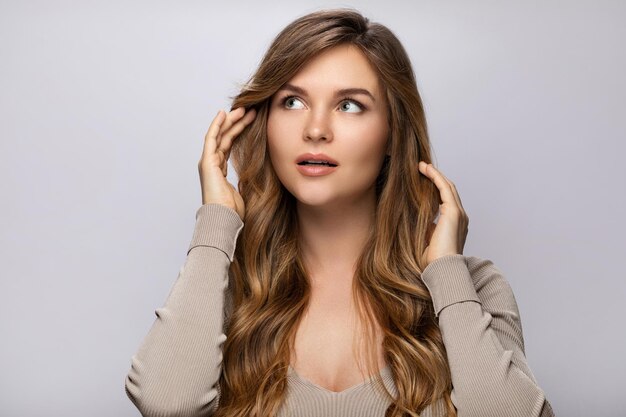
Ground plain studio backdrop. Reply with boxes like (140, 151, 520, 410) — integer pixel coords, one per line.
(1, 1, 624, 416)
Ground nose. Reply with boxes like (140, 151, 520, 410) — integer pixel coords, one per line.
(303, 109, 333, 142)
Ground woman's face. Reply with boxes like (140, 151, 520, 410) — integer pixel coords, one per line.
(267, 43, 389, 210)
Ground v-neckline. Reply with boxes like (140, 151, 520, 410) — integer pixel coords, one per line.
(287, 364, 392, 395)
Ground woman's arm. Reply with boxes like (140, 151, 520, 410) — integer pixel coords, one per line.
(420, 254, 555, 417)
(125, 203, 243, 417)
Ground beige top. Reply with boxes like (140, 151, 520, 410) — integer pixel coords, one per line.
(125, 204, 555, 417)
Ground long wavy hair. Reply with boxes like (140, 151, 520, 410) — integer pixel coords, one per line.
(214, 9, 455, 417)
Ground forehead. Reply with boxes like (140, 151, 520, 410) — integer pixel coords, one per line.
(287, 44, 384, 96)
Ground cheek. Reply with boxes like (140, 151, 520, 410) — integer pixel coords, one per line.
(345, 119, 389, 167)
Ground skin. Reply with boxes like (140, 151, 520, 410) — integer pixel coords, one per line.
(198, 44, 469, 392)
(267, 44, 390, 213)
(266, 44, 393, 388)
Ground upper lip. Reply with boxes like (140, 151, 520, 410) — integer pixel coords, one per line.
(295, 153, 339, 166)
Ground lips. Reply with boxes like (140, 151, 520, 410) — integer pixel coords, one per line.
(295, 152, 339, 177)
(295, 153, 339, 167)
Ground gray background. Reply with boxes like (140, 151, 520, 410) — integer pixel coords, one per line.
(1, 1, 624, 416)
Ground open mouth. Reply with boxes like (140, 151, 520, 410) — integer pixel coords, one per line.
(297, 160, 338, 167)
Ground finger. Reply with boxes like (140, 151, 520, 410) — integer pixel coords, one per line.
(218, 108, 257, 157)
(204, 110, 227, 156)
(428, 166, 469, 235)
(419, 162, 457, 207)
(433, 167, 465, 213)
(215, 107, 247, 150)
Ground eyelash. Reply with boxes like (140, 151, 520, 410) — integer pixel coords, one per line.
(280, 95, 300, 108)
(279, 95, 367, 111)
(339, 97, 366, 111)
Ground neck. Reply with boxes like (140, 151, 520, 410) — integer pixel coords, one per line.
(296, 193, 376, 289)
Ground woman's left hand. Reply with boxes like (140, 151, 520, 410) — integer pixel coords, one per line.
(418, 161, 469, 268)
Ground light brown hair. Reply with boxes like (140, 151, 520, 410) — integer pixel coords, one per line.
(214, 9, 455, 417)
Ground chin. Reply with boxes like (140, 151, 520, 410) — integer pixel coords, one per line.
(290, 187, 374, 211)
(290, 190, 337, 208)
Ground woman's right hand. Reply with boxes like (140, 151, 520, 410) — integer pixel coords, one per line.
(199, 107, 256, 220)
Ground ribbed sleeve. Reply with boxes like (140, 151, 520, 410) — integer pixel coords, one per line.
(125, 204, 243, 417)
(420, 254, 554, 417)
(420, 254, 481, 317)
(187, 204, 242, 260)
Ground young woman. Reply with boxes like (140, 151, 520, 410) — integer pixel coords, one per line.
(125, 9, 555, 417)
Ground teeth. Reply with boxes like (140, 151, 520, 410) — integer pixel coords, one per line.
(299, 160, 336, 166)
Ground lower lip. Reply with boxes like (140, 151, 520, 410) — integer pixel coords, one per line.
(296, 164, 338, 176)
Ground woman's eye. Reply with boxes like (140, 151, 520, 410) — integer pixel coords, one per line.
(284, 97, 305, 109)
(339, 100, 362, 113)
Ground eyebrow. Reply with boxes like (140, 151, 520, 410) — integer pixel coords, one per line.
(278, 83, 377, 102)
